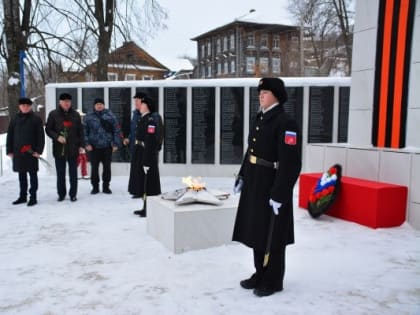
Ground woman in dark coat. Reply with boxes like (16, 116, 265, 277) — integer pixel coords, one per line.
(6, 97, 45, 206)
(233, 78, 302, 297)
(128, 93, 161, 217)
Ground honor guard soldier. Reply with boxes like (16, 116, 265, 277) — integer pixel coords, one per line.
(232, 77, 302, 297)
(128, 93, 162, 217)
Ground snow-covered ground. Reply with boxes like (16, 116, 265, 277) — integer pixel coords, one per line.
(0, 168, 419, 315)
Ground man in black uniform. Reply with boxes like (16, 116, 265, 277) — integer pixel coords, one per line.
(6, 97, 45, 206)
(232, 78, 302, 297)
(128, 93, 161, 217)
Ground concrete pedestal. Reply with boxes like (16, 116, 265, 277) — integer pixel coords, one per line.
(147, 195, 239, 254)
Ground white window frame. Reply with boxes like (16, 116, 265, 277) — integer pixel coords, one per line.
(207, 41, 211, 56)
(207, 65, 212, 77)
(224, 61, 228, 74)
(217, 62, 222, 75)
(125, 73, 136, 80)
(223, 36, 228, 51)
(230, 60, 236, 73)
(272, 57, 281, 73)
(201, 44, 205, 58)
(230, 34, 235, 50)
(260, 34, 268, 48)
(259, 57, 269, 73)
(142, 75, 153, 80)
(247, 34, 255, 48)
(216, 38, 221, 53)
(246, 57, 256, 73)
(273, 35, 280, 50)
(107, 72, 118, 81)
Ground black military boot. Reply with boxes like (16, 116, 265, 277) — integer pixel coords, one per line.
(91, 186, 99, 194)
(27, 196, 37, 206)
(102, 185, 112, 194)
(12, 196, 27, 205)
(240, 273, 259, 289)
(133, 209, 146, 217)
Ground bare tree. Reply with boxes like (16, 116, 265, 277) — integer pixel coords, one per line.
(288, 0, 354, 76)
(67, 0, 167, 81)
(0, 0, 167, 118)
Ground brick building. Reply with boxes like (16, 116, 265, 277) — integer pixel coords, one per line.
(191, 10, 301, 78)
(62, 41, 169, 82)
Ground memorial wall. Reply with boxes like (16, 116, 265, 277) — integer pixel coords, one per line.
(45, 78, 350, 175)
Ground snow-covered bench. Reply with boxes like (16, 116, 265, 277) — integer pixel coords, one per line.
(298, 173, 408, 228)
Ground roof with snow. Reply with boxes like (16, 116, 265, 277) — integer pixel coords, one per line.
(191, 10, 299, 41)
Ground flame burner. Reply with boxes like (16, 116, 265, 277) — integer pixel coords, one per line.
(161, 177, 230, 206)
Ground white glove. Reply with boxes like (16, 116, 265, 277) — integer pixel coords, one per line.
(143, 166, 150, 173)
(269, 199, 282, 215)
(233, 177, 244, 194)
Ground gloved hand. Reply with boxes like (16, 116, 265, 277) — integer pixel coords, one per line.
(143, 166, 150, 173)
(233, 176, 244, 194)
(269, 199, 282, 215)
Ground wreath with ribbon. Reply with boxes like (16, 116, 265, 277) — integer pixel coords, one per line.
(308, 164, 342, 218)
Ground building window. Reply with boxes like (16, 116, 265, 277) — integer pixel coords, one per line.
(107, 72, 118, 81)
(207, 65, 212, 77)
(230, 34, 235, 50)
(247, 34, 255, 47)
(223, 36, 228, 51)
(201, 66, 206, 78)
(273, 35, 280, 50)
(260, 57, 269, 73)
(142, 75, 153, 80)
(260, 35, 268, 48)
(125, 73, 136, 80)
(246, 57, 256, 73)
(273, 57, 281, 73)
(217, 62, 222, 75)
(207, 41, 211, 56)
(224, 61, 228, 74)
(201, 44, 205, 58)
(231, 60, 236, 73)
(217, 38, 221, 53)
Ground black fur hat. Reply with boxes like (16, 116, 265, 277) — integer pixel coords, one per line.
(257, 77, 288, 105)
(18, 97, 33, 105)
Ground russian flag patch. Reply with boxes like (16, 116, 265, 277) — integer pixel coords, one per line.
(284, 131, 297, 145)
(147, 125, 156, 134)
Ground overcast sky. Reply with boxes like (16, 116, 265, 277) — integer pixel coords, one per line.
(143, 0, 294, 64)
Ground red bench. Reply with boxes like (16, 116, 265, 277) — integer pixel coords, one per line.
(299, 173, 408, 228)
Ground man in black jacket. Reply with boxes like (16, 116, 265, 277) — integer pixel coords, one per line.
(45, 93, 85, 202)
(233, 78, 302, 297)
(6, 97, 45, 206)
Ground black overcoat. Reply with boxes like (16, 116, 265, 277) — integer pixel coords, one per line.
(128, 113, 161, 196)
(232, 105, 302, 252)
(45, 107, 84, 159)
(6, 111, 45, 173)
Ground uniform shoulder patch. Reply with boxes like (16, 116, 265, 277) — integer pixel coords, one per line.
(284, 131, 297, 145)
(147, 125, 156, 134)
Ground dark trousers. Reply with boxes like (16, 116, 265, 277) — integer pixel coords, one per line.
(253, 246, 286, 289)
(89, 147, 112, 189)
(18, 172, 38, 198)
(55, 157, 78, 198)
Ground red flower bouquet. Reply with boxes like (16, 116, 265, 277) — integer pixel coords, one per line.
(60, 120, 73, 156)
(308, 164, 342, 218)
(20, 144, 51, 167)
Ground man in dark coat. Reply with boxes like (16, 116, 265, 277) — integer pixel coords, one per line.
(6, 97, 45, 206)
(84, 98, 121, 194)
(128, 92, 161, 217)
(232, 78, 302, 297)
(45, 93, 85, 202)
